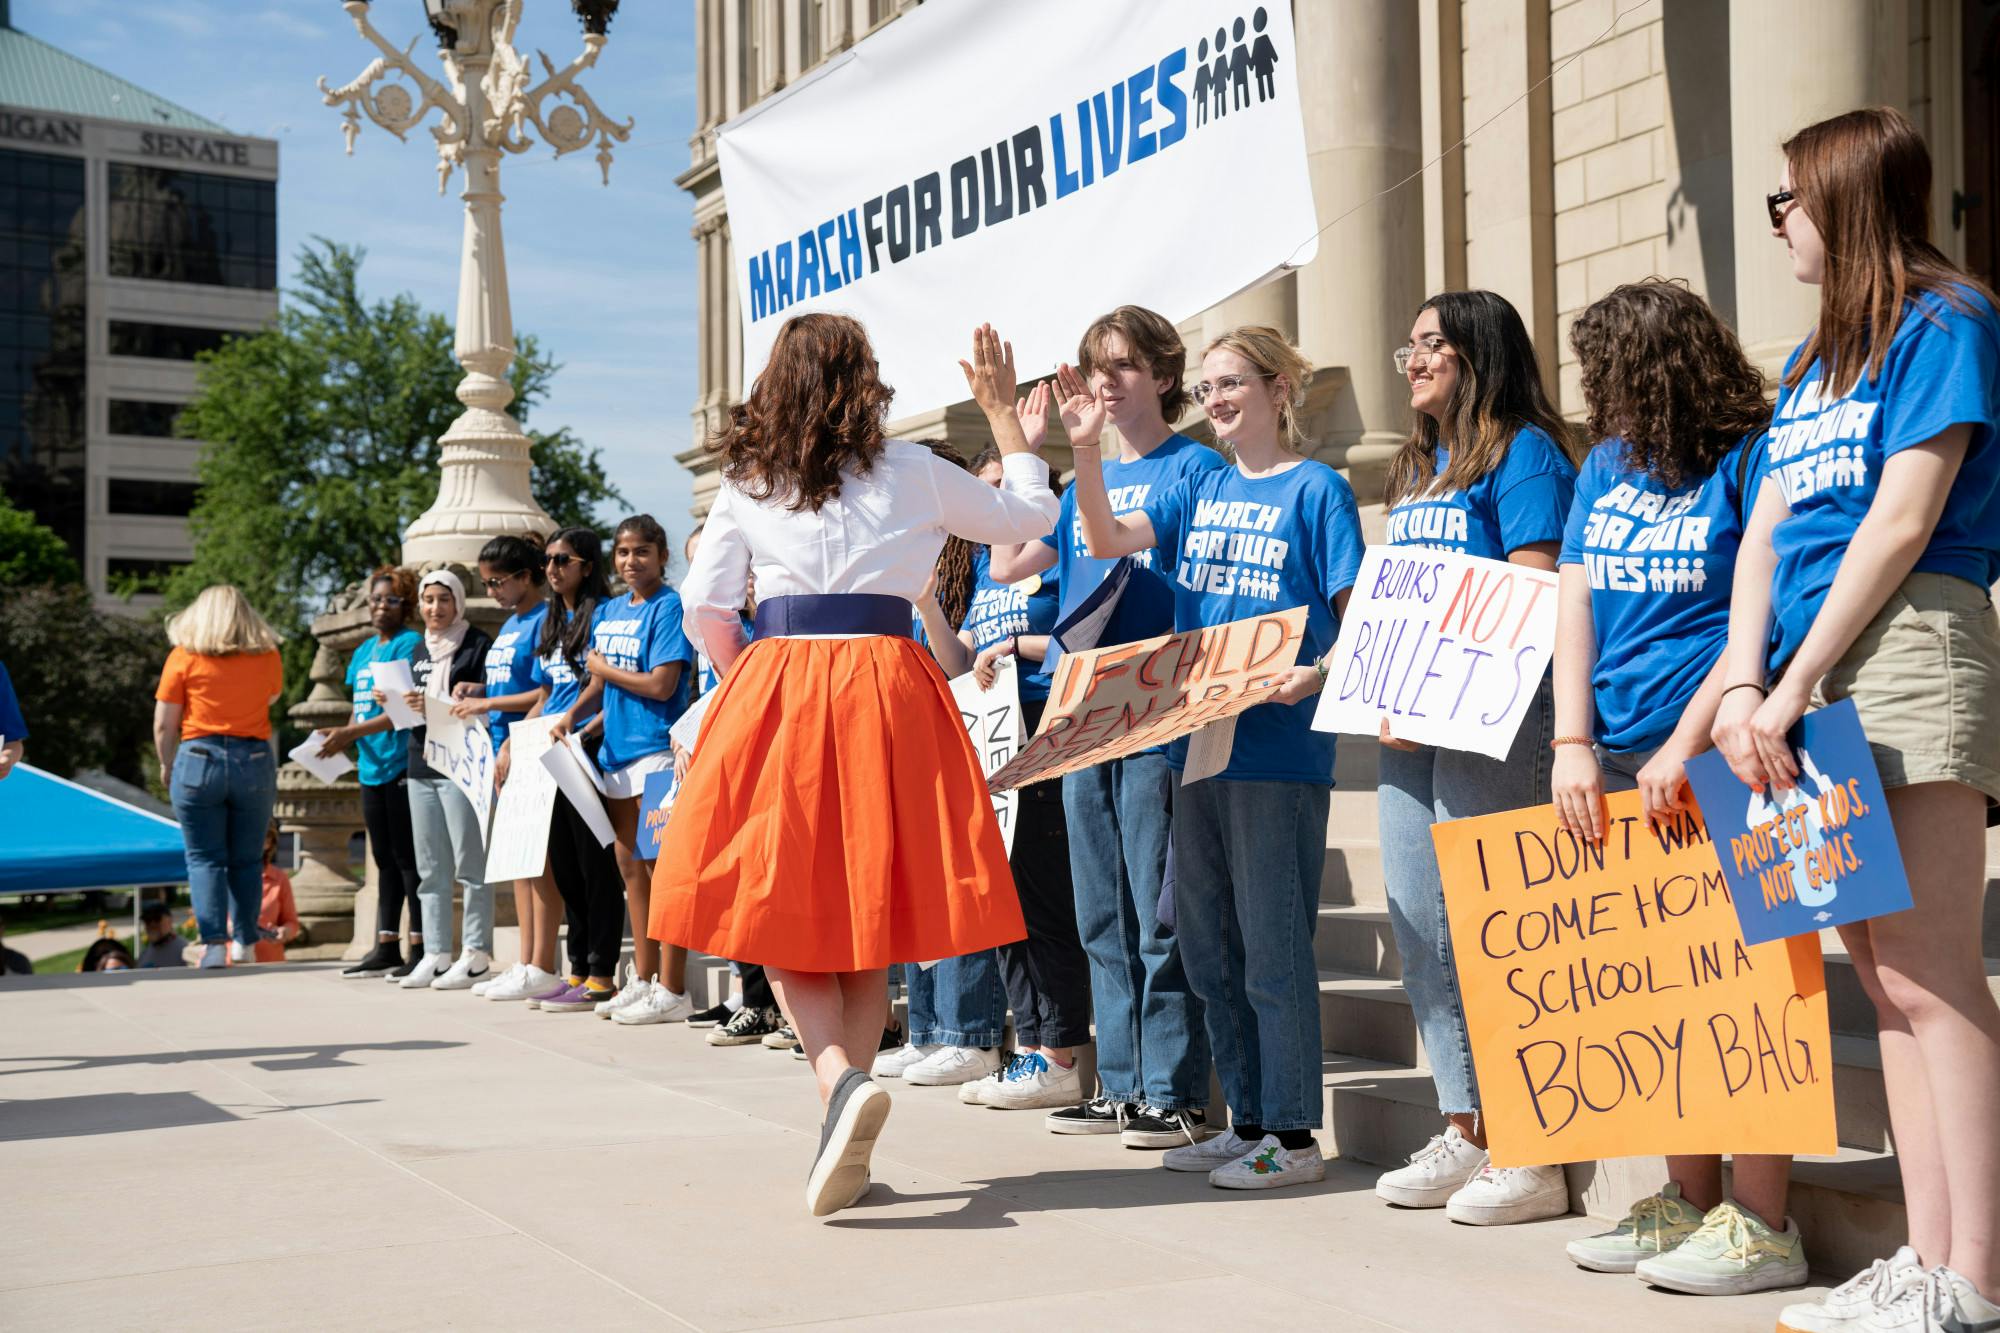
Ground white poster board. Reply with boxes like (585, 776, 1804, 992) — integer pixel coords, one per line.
(540, 734, 616, 847)
(1311, 548, 1560, 760)
(422, 694, 495, 847)
(717, 0, 1317, 416)
(484, 714, 564, 882)
(950, 657, 1024, 854)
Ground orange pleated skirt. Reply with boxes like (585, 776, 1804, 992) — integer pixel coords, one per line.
(648, 634, 1026, 973)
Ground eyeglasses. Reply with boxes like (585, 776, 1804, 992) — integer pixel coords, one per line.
(543, 553, 576, 570)
(1393, 337, 1451, 375)
(482, 571, 522, 590)
(1766, 189, 1796, 229)
(368, 594, 405, 608)
(1191, 373, 1270, 404)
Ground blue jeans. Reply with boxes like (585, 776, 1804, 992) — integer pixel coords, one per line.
(1377, 680, 1554, 1114)
(904, 952, 1004, 1047)
(170, 736, 277, 946)
(1063, 753, 1209, 1109)
(1174, 778, 1329, 1131)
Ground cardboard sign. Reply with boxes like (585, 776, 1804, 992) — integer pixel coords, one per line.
(422, 694, 495, 848)
(636, 766, 680, 861)
(484, 714, 563, 882)
(987, 606, 1306, 792)
(1433, 790, 1836, 1168)
(951, 656, 1023, 853)
(1312, 547, 1558, 759)
(1683, 699, 1913, 947)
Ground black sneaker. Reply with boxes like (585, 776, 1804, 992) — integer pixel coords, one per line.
(1045, 1097, 1137, 1135)
(342, 941, 403, 979)
(1120, 1104, 1213, 1150)
(763, 1023, 797, 1051)
(707, 1005, 782, 1047)
(687, 1000, 734, 1028)
(878, 1024, 903, 1052)
(384, 953, 423, 983)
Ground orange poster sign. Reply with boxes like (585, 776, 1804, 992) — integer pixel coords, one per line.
(1432, 790, 1837, 1168)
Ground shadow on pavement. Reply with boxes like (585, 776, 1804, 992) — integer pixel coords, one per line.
(0, 1090, 239, 1141)
(0, 1039, 466, 1076)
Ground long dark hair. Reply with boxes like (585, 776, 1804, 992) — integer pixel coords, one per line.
(714, 312, 893, 514)
(1384, 289, 1580, 508)
(1570, 280, 1771, 488)
(478, 534, 546, 586)
(1782, 106, 1996, 394)
(537, 527, 610, 671)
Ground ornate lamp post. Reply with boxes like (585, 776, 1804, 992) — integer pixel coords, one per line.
(319, 0, 632, 565)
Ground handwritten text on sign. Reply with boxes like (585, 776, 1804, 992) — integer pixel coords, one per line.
(422, 694, 495, 849)
(987, 607, 1305, 792)
(951, 657, 1022, 853)
(1312, 547, 1557, 759)
(1433, 790, 1836, 1167)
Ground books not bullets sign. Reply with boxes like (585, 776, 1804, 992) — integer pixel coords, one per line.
(986, 607, 1305, 792)
(1312, 547, 1559, 759)
(951, 655, 1023, 854)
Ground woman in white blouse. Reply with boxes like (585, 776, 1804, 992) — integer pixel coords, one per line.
(651, 315, 1058, 1217)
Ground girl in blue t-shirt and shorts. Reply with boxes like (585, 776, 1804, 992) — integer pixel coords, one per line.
(1370, 290, 1581, 1225)
(1714, 108, 2000, 1332)
(1551, 280, 1807, 1297)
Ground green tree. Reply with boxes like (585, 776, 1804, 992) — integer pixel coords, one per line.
(165, 238, 623, 722)
(0, 582, 166, 783)
(0, 490, 81, 589)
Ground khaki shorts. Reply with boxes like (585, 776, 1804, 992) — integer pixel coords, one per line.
(1811, 570, 2000, 804)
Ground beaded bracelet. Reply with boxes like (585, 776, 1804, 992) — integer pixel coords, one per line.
(1550, 736, 1593, 749)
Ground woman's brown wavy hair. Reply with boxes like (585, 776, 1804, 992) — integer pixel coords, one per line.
(713, 313, 894, 513)
(1569, 279, 1770, 488)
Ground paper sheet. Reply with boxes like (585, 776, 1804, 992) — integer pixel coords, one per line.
(563, 730, 610, 796)
(368, 658, 424, 730)
(287, 732, 354, 785)
(540, 735, 616, 847)
(1180, 716, 1237, 786)
(669, 691, 714, 757)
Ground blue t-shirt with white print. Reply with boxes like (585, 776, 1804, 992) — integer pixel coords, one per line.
(1384, 425, 1577, 559)
(1143, 459, 1366, 784)
(591, 586, 695, 773)
(696, 614, 753, 696)
(1039, 434, 1228, 652)
(1764, 285, 2000, 670)
(529, 603, 595, 722)
(483, 601, 550, 752)
(344, 629, 422, 786)
(962, 547, 1062, 701)
(1559, 434, 1764, 753)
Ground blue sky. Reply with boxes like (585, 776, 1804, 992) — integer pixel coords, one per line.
(21, 0, 700, 527)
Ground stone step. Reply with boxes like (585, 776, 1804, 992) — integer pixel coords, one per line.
(1320, 839, 1386, 907)
(1315, 905, 1402, 979)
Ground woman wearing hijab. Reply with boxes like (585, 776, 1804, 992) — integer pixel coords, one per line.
(387, 568, 494, 990)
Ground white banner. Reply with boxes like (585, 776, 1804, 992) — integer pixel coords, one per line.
(484, 714, 564, 882)
(951, 657, 1023, 855)
(422, 695, 495, 848)
(1311, 548, 1559, 760)
(716, 0, 1317, 416)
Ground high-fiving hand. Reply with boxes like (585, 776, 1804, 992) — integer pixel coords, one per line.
(1015, 381, 1051, 454)
(958, 323, 1019, 414)
(1052, 362, 1108, 447)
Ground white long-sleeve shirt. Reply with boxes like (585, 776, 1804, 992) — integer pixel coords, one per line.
(683, 441, 1059, 674)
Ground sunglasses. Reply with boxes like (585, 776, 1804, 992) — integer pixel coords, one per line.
(1766, 189, 1796, 230)
(543, 553, 577, 570)
(482, 571, 523, 590)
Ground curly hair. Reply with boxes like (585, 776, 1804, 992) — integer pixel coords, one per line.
(366, 564, 419, 627)
(917, 440, 978, 630)
(713, 312, 894, 514)
(1569, 280, 1770, 488)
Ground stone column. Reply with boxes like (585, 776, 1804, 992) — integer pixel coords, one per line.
(282, 596, 373, 960)
(1727, 1, 1895, 375)
(1291, 0, 1425, 499)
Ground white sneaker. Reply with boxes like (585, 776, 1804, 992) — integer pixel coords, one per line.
(981, 1051, 1085, 1110)
(1776, 1248, 1924, 1333)
(596, 966, 651, 1018)
(229, 940, 257, 964)
(904, 1045, 1003, 1087)
(1443, 1162, 1569, 1225)
(485, 964, 559, 1002)
(1826, 1266, 2000, 1333)
(1208, 1135, 1326, 1191)
(1375, 1124, 1487, 1208)
(397, 953, 448, 989)
(870, 1042, 941, 1079)
(612, 984, 693, 1025)
(472, 961, 523, 998)
(1162, 1128, 1256, 1173)
(431, 950, 491, 991)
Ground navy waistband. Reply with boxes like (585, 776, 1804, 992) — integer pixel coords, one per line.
(752, 594, 914, 639)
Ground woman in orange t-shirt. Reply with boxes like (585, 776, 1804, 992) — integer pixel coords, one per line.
(153, 585, 284, 970)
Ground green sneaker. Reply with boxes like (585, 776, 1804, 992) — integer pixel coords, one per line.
(1635, 1200, 1809, 1295)
(1565, 1183, 1706, 1273)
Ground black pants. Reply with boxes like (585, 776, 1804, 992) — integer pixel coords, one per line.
(998, 704, 1093, 1048)
(738, 963, 775, 1009)
(548, 790, 626, 978)
(362, 778, 424, 941)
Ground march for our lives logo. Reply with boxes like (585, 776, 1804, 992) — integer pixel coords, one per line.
(1176, 497, 1289, 601)
(746, 9, 1290, 323)
(1682, 699, 1913, 947)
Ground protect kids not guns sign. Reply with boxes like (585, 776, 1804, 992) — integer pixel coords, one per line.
(1312, 548, 1558, 759)
(1433, 791, 1837, 1168)
(986, 606, 1305, 792)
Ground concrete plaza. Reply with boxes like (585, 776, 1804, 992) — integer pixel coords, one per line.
(2, 963, 1826, 1331)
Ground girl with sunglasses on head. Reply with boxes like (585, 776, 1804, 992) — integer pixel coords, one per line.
(1371, 289, 1582, 1226)
(326, 565, 426, 979)
(451, 533, 563, 1000)
(1718, 107, 2000, 1333)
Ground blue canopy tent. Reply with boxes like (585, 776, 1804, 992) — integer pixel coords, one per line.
(0, 765, 187, 949)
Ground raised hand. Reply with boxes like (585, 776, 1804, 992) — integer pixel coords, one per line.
(958, 323, 1019, 414)
(1015, 381, 1051, 454)
(1053, 362, 1108, 447)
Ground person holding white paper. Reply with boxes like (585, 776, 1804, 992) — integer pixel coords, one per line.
(1547, 281, 1807, 1297)
(389, 569, 494, 992)
(1370, 290, 1581, 1226)
(1069, 326, 1364, 1191)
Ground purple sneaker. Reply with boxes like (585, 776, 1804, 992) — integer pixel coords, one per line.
(524, 978, 576, 1010)
(540, 982, 613, 1013)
